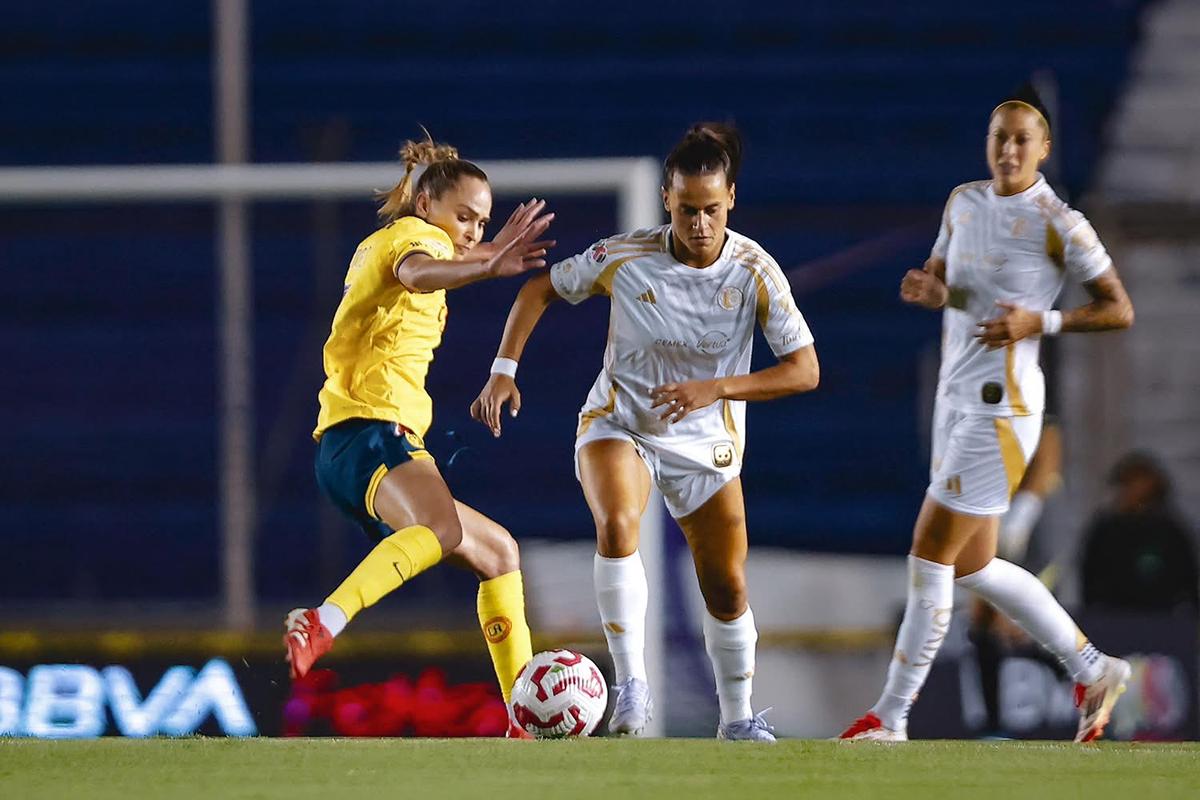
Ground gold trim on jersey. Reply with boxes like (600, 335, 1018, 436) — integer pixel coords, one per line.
(734, 244, 788, 293)
(722, 399, 743, 460)
(365, 463, 390, 520)
(993, 418, 1027, 499)
(943, 181, 986, 235)
(1005, 345, 1030, 416)
(593, 254, 644, 297)
(737, 262, 772, 327)
(1044, 222, 1066, 270)
(605, 236, 661, 252)
(577, 382, 618, 436)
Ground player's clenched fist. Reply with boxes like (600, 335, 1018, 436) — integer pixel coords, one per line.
(900, 268, 948, 309)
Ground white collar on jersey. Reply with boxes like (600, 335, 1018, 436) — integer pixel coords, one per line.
(988, 172, 1047, 203)
(661, 226, 738, 271)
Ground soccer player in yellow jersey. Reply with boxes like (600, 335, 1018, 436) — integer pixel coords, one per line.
(283, 135, 554, 738)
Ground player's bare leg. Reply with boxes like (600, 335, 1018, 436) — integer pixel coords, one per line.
(285, 461, 461, 679)
(579, 438, 655, 735)
(678, 478, 773, 742)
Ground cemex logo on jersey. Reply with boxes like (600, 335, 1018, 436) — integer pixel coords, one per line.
(0, 659, 257, 738)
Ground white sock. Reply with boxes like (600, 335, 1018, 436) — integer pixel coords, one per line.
(872, 555, 955, 731)
(316, 602, 348, 638)
(703, 607, 758, 725)
(594, 552, 648, 683)
(956, 558, 1103, 685)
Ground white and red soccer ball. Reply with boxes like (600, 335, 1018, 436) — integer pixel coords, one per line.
(509, 649, 608, 738)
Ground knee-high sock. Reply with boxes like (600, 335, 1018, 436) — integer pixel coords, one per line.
(956, 558, 1102, 685)
(324, 524, 443, 625)
(873, 555, 955, 731)
(703, 607, 758, 725)
(594, 552, 648, 683)
(477, 570, 534, 704)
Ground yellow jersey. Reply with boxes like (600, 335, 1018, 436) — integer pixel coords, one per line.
(314, 216, 454, 440)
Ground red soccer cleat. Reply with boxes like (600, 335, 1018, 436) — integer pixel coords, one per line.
(506, 716, 535, 740)
(1074, 656, 1132, 743)
(838, 711, 908, 742)
(283, 608, 334, 680)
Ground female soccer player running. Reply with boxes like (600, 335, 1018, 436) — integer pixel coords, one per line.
(283, 136, 554, 736)
(839, 87, 1135, 743)
(473, 123, 820, 741)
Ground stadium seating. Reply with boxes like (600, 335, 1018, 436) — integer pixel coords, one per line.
(0, 1, 1147, 599)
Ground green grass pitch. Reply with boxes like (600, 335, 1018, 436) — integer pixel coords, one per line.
(3, 738, 1198, 799)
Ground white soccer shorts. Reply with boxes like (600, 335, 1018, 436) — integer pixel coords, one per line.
(574, 414, 741, 519)
(925, 401, 1043, 517)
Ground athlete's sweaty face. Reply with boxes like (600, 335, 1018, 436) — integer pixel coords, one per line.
(663, 171, 735, 268)
(418, 176, 492, 257)
(987, 104, 1050, 196)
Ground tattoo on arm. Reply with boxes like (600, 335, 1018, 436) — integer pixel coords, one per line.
(1064, 270, 1134, 332)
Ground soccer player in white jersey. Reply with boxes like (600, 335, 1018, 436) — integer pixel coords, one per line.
(840, 87, 1135, 743)
(472, 123, 820, 740)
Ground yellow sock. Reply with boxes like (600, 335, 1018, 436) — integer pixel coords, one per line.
(325, 524, 443, 622)
(477, 570, 534, 704)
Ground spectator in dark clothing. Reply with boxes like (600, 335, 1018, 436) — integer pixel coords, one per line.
(1082, 451, 1198, 614)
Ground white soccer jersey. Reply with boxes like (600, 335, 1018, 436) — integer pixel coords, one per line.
(550, 224, 813, 452)
(930, 175, 1112, 417)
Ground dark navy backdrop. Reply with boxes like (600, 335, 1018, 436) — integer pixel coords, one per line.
(0, 1, 1146, 600)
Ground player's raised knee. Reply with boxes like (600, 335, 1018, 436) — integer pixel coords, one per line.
(429, 513, 465, 554)
(698, 568, 748, 620)
(492, 529, 521, 574)
(594, 508, 641, 556)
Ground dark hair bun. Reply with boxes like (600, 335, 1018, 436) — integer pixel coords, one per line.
(663, 121, 743, 186)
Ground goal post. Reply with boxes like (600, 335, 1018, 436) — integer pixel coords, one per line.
(0, 157, 669, 735)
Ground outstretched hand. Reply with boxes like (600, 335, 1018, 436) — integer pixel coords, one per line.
(976, 302, 1042, 350)
(485, 199, 556, 280)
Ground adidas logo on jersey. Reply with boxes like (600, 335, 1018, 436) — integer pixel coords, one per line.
(636, 289, 657, 304)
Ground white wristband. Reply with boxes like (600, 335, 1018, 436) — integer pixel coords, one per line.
(491, 357, 518, 378)
(1041, 310, 1063, 336)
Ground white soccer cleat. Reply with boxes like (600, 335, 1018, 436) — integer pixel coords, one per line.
(1074, 655, 1132, 743)
(717, 710, 777, 743)
(608, 677, 653, 736)
(838, 712, 908, 742)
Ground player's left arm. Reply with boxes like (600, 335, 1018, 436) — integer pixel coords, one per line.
(977, 211, 1134, 350)
(975, 268, 1134, 349)
(1061, 270, 1135, 332)
(651, 346, 819, 424)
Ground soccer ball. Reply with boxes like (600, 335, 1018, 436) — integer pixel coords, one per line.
(509, 649, 608, 738)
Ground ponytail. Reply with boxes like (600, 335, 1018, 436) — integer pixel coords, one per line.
(662, 122, 743, 188)
(375, 130, 487, 224)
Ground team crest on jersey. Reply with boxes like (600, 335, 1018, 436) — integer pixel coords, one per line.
(712, 443, 735, 469)
(591, 243, 609, 263)
(717, 286, 743, 310)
